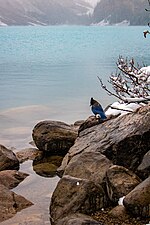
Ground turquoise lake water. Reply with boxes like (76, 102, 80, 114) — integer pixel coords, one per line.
(0, 25, 150, 225)
(0, 25, 150, 148)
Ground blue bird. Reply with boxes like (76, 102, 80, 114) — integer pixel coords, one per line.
(90, 97, 107, 120)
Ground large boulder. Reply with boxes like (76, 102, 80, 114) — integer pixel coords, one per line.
(123, 176, 150, 218)
(0, 145, 19, 171)
(106, 165, 141, 204)
(62, 152, 113, 185)
(32, 121, 77, 156)
(50, 175, 107, 224)
(0, 170, 28, 189)
(59, 104, 150, 172)
(0, 184, 33, 222)
(51, 104, 150, 224)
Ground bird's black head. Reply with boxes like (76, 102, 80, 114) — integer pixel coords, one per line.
(90, 97, 94, 106)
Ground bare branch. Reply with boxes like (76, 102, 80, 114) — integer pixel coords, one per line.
(97, 76, 123, 101)
(98, 57, 150, 104)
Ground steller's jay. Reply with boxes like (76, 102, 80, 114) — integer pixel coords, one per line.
(90, 97, 107, 120)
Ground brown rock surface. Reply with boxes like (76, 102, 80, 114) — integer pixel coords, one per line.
(0, 145, 19, 171)
(123, 176, 150, 218)
(32, 121, 77, 155)
(0, 170, 28, 189)
(137, 150, 150, 179)
(0, 184, 33, 222)
(63, 152, 113, 185)
(106, 165, 141, 203)
(16, 147, 43, 163)
(60, 104, 150, 172)
(56, 213, 102, 225)
(50, 175, 107, 224)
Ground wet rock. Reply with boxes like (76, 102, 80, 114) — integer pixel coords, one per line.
(32, 121, 77, 156)
(137, 150, 150, 180)
(0, 170, 28, 189)
(33, 155, 63, 177)
(0, 184, 33, 222)
(106, 165, 141, 204)
(50, 175, 107, 224)
(56, 213, 102, 225)
(60, 104, 150, 172)
(0, 145, 19, 171)
(123, 176, 150, 218)
(63, 152, 113, 186)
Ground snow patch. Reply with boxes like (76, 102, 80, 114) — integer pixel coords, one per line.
(91, 19, 110, 26)
(118, 196, 125, 206)
(105, 101, 144, 117)
(0, 20, 8, 26)
(115, 20, 130, 26)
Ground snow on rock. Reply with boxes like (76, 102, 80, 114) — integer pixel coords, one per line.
(118, 196, 125, 206)
(105, 101, 144, 117)
(0, 19, 7, 26)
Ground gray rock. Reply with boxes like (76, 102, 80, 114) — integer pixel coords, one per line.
(0, 145, 19, 171)
(123, 176, 150, 218)
(60, 104, 150, 172)
(137, 150, 150, 179)
(63, 152, 113, 186)
(32, 121, 77, 155)
(0, 170, 28, 189)
(106, 165, 141, 203)
(0, 184, 33, 222)
(56, 213, 102, 225)
(50, 175, 107, 223)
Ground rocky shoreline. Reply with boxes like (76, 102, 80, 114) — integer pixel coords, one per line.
(0, 104, 150, 224)
(48, 104, 150, 225)
(0, 145, 33, 222)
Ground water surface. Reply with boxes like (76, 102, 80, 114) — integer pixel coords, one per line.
(0, 25, 150, 225)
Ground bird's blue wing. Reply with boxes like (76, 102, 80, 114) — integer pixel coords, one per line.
(92, 105, 107, 119)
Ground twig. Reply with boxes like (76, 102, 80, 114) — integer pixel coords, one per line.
(97, 76, 123, 101)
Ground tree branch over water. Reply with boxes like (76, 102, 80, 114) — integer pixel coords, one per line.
(98, 56, 150, 104)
